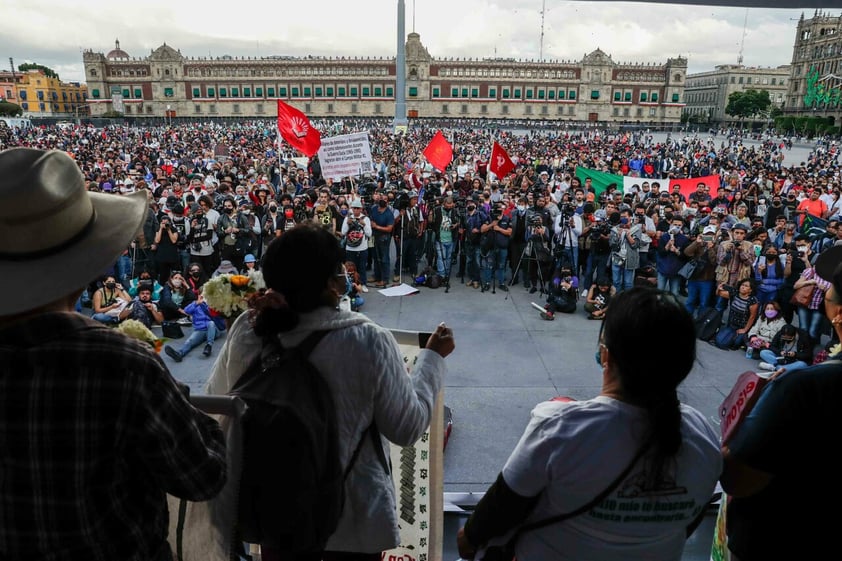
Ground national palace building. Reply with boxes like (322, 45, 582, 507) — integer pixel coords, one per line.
(82, 34, 688, 124)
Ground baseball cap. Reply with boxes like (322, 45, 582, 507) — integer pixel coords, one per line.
(350, 199, 362, 208)
(700, 206, 711, 214)
(703, 225, 717, 234)
(731, 223, 748, 232)
(244, 254, 256, 263)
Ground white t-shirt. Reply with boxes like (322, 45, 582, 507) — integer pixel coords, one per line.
(502, 397, 721, 561)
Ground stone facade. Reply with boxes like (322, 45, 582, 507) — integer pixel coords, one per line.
(83, 35, 687, 123)
(684, 65, 790, 124)
(785, 10, 842, 121)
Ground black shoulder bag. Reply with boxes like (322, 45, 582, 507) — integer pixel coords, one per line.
(482, 441, 652, 561)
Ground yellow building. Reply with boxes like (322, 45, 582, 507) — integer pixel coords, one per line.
(15, 70, 88, 117)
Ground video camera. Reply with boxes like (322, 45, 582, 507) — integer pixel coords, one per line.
(490, 206, 503, 221)
(529, 214, 544, 228)
(559, 202, 576, 218)
(589, 219, 611, 239)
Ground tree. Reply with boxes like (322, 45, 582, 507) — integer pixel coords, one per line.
(0, 101, 23, 116)
(725, 89, 772, 120)
(101, 110, 124, 118)
(17, 63, 59, 80)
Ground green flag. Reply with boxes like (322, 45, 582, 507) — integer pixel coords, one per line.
(575, 167, 622, 198)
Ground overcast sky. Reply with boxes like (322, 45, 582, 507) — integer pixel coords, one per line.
(1, 1, 824, 83)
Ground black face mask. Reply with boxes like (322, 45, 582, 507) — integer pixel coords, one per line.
(105, 282, 116, 289)
(773, 201, 782, 206)
(378, 200, 387, 208)
(766, 253, 778, 260)
(467, 206, 476, 212)
(269, 206, 277, 212)
(190, 271, 200, 278)
(223, 207, 234, 214)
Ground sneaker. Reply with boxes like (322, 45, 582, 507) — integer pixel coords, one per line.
(757, 361, 776, 371)
(393, 275, 400, 283)
(176, 317, 192, 325)
(540, 311, 555, 321)
(202, 344, 212, 357)
(472, 281, 480, 289)
(164, 345, 182, 363)
(529, 286, 538, 294)
(361, 285, 369, 293)
(581, 289, 589, 298)
(482, 283, 491, 292)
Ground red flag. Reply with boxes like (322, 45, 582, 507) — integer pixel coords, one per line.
(489, 141, 515, 178)
(422, 130, 453, 172)
(276, 100, 321, 157)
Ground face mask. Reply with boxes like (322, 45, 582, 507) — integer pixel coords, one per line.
(378, 200, 387, 208)
(664, 212, 673, 220)
(517, 205, 526, 212)
(764, 310, 778, 319)
(223, 207, 233, 214)
(285, 209, 294, 219)
(171, 279, 182, 288)
(669, 226, 680, 234)
(765, 253, 777, 260)
(242, 209, 251, 215)
(446, 190, 453, 196)
(773, 201, 782, 206)
(467, 206, 476, 212)
(340, 209, 348, 216)
(190, 271, 200, 278)
(105, 282, 116, 289)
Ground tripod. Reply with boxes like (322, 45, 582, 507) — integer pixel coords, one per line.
(554, 214, 577, 272)
(506, 235, 547, 301)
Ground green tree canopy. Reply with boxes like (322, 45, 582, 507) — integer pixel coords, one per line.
(17, 63, 59, 80)
(0, 100, 23, 116)
(725, 89, 772, 119)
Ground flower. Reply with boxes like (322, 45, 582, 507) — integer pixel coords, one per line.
(116, 319, 163, 352)
(202, 271, 265, 319)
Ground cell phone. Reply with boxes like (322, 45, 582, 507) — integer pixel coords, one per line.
(702, 235, 714, 243)
(758, 256, 766, 267)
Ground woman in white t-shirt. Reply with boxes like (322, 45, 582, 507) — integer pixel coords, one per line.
(457, 287, 722, 561)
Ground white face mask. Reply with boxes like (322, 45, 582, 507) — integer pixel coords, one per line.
(517, 205, 526, 212)
(242, 209, 250, 215)
(171, 279, 182, 288)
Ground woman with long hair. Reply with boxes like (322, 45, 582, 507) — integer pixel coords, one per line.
(457, 287, 721, 561)
(207, 224, 455, 560)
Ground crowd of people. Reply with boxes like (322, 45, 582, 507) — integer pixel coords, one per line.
(1, 122, 841, 560)
(3, 117, 839, 363)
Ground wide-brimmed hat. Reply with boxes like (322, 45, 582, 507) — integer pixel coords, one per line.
(0, 148, 148, 315)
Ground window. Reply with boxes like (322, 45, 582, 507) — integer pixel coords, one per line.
(771, 78, 777, 85)
(256, 87, 263, 96)
(488, 88, 496, 98)
(303, 87, 311, 96)
(672, 93, 680, 102)
(327, 103, 334, 113)
(374, 87, 382, 96)
(623, 107, 630, 117)
(278, 87, 286, 96)
(192, 87, 201, 97)
(460, 104, 468, 114)
(640, 92, 647, 102)
(538, 90, 544, 99)
(327, 87, 334, 96)
(219, 88, 227, 97)
(557, 90, 565, 100)
(433, 87, 440, 98)
(730, 77, 735, 84)
(514, 89, 521, 99)
(548, 90, 554, 100)
(524, 105, 532, 115)
(208, 87, 215, 96)
(315, 87, 323, 96)
(590, 90, 599, 99)
(613, 107, 619, 116)
(746, 77, 752, 84)
(502, 89, 510, 99)
(195, 104, 201, 113)
(21, 102, 28, 110)
(568, 90, 576, 99)
(122, 89, 130, 98)
(636, 108, 643, 117)
(526, 90, 533, 99)
(244, 87, 251, 97)
(351, 103, 358, 113)
(39, 103, 45, 112)
(375, 103, 381, 113)
(256, 104, 264, 113)
(338, 87, 346, 96)
(614, 91, 621, 101)
(625, 92, 632, 101)
(291, 87, 299, 97)
(164, 87, 174, 97)
(651, 92, 658, 102)
(442, 104, 449, 114)
(209, 104, 216, 113)
(501, 105, 509, 114)
(350, 87, 358, 96)
(267, 87, 275, 97)
(471, 88, 478, 98)
(233, 104, 240, 114)
(386, 87, 393, 96)
(451, 87, 458, 97)
(305, 103, 311, 113)
(461, 88, 468, 97)
(481, 104, 487, 114)
(232, 88, 239, 97)
(408, 86, 417, 97)
(362, 87, 370, 96)
(90, 90, 98, 99)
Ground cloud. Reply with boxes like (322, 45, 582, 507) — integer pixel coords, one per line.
(0, 0, 806, 83)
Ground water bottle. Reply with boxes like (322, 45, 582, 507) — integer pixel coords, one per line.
(745, 346, 754, 359)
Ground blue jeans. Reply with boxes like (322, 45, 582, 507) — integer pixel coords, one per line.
(612, 264, 635, 293)
(584, 252, 610, 290)
(715, 325, 746, 350)
(657, 273, 681, 296)
(436, 241, 454, 278)
(91, 312, 118, 324)
(345, 249, 368, 286)
(756, 289, 778, 307)
(465, 243, 481, 282)
(480, 247, 507, 285)
(797, 306, 825, 342)
(175, 323, 219, 357)
(115, 253, 132, 288)
(373, 235, 392, 283)
(759, 349, 810, 373)
(685, 280, 715, 315)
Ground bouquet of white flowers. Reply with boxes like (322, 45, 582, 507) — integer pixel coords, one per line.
(116, 319, 163, 353)
(202, 270, 266, 320)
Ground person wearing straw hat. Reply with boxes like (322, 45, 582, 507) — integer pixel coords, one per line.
(0, 148, 227, 560)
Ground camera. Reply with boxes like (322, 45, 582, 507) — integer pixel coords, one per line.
(529, 214, 544, 228)
(559, 203, 576, 218)
(490, 207, 503, 221)
(589, 221, 611, 239)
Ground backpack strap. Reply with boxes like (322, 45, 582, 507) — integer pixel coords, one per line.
(344, 421, 391, 480)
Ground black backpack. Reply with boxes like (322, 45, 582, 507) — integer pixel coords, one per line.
(229, 330, 373, 553)
(694, 307, 723, 341)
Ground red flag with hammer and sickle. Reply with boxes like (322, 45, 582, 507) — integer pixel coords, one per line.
(422, 130, 453, 172)
(489, 141, 515, 178)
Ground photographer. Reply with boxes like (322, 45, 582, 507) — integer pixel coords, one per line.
(609, 210, 642, 293)
(509, 196, 530, 287)
(152, 214, 181, 285)
(539, 264, 579, 320)
(462, 199, 488, 289)
(479, 202, 512, 292)
(553, 205, 582, 275)
(341, 200, 373, 290)
(430, 197, 460, 283)
(582, 203, 612, 295)
(682, 225, 719, 315)
(656, 215, 691, 296)
(188, 195, 220, 277)
(400, 191, 425, 278)
(525, 207, 552, 295)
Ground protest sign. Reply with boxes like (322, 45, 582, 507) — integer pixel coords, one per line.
(318, 132, 374, 180)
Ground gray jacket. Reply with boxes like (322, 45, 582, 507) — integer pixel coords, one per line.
(609, 225, 642, 270)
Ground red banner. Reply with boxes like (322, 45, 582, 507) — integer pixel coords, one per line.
(489, 141, 515, 178)
(665, 175, 721, 204)
(422, 131, 453, 172)
(276, 100, 321, 157)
